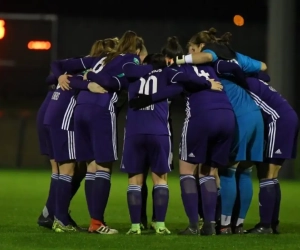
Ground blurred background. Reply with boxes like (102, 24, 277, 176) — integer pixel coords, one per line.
(0, 0, 299, 178)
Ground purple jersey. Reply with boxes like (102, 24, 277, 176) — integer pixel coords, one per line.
(245, 77, 294, 120)
(178, 64, 232, 114)
(44, 76, 82, 130)
(52, 54, 144, 112)
(126, 67, 190, 137)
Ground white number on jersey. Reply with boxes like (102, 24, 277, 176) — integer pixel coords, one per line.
(51, 91, 60, 100)
(92, 57, 106, 73)
(138, 75, 158, 110)
(259, 79, 277, 92)
(192, 66, 210, 80)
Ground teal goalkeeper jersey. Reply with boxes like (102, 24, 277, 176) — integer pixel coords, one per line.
(203, 49, 262, 117)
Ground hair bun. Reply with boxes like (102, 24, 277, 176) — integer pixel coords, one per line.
(167, 36, 179, 44)
(208, 27, 217, 35)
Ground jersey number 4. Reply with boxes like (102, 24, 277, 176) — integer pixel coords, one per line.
(138, 75, 158, 110)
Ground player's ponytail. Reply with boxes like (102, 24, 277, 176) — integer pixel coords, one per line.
(89, 40, 104, 56)
(188, 28, 218, 47)
(161, 36, 184, 59)
(104, 30, 144, 64)
(218, 32, 232, 45)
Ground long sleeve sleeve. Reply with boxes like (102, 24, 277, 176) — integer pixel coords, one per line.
(86, 71, 122, 91)
(168, 70, 212, 89)
(68, 76, 90, 90)
(151, 84, 184, 102)
(50, 57, 95, 78)
(214, 60, 248, 88)
(122, 63, 153, 78)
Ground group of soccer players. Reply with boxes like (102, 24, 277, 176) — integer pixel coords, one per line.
(36, 29, 299, 236)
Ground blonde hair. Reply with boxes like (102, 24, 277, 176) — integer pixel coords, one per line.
(89, 38, 119, 57)
(103, 30, 144, 64)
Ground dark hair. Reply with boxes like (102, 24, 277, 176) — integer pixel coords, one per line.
(142, 53, 154, 64)
(143, 53, 167, 69)
(217, 32, 232, 45)
(103, 30, 144, 64)
(89, 38, 119, 57)
(188, 27, 232, 47)
(161, 36, 184, 59)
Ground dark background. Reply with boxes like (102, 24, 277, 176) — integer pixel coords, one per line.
(0, 0, 299, 178)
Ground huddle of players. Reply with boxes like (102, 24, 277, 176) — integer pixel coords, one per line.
(36, 29, 299, 236)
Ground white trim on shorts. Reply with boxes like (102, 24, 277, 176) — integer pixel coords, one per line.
(67, 131, 76, 160)
(180, 97, 191, 161)
(248, 88, 280, 158)
(61, 96, 76, 130)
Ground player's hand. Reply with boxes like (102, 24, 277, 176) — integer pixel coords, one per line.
(88, 82, 108, 94)
(208, 79, 223, 91)
(58, 74, 72, 91)
(129, 94, 152, 110)
(83, 69, 92, 80)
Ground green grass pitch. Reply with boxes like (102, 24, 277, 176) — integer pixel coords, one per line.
(0, 169, 299, 250)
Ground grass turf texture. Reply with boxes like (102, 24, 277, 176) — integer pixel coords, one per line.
(0, 170, 299, 250)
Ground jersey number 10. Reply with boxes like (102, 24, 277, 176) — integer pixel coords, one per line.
(138, 75, 158, 110)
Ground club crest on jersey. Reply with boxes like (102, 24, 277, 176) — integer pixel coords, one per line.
(133, 58, 140, 65)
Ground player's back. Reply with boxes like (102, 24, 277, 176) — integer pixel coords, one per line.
(246, 77, 294, 117)
(125, 68, 171, 138)
(179, 64, 232, 115)
(44, 75, 80, 129)
(77, 54, 137, 111)
(220, 52, 264, 116)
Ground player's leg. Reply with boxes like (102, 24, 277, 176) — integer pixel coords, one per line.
(37, 125, 58, 228)
(121, 135, 147, 235)
(141, 164, 149, 229)
(71, 161, 87, 199)
(73, 105, 95, 223)
(51, 128, 77, 232)
(198, 164, 218, 235)
(234, 162, 254, 233)
(233, 111, 264, 233)
(178, 119, 202, 235)
(149, 135, 172, 235)
(202, 110, 235, 235)
(89, 109, 118, 234)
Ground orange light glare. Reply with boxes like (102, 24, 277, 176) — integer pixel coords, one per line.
(28, 41, 51, 50)
(233, 15, 244, 26)
(0, 20, 5, 39)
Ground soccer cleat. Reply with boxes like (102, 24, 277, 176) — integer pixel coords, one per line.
(52, 219, 77, 233)
(150, 221, 156, 230)
(178, 226, 199, 235)
(200, 222, 216, 236)
(233, 224, 244, 234)
(219, 225, 232, 235)
(199, 218, 204, 229)
(247, 224, 273, 234)
(37, 214, 54, 229)
(88, 219, 118, 234)
(156, 227, 171, 235)
(126, 228, 141, 235)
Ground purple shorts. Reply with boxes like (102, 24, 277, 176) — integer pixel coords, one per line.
(180, 109, 235, 167)
(264, 110, 299, 160)
(121, 134, 172, 174)
(74, 104, 117, 163)
(37, 91, 53, 156)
